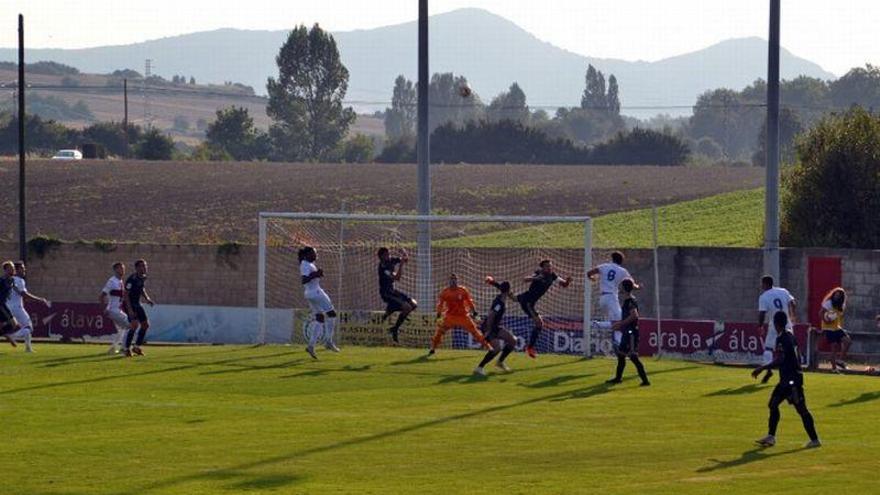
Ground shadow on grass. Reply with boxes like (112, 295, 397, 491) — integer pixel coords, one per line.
(827, 390, 880, 408)
(37, 345, 249, 368)
(280, 364, 372, 380)
(198, 359, 308, 376)
(389, 354, 472, 366)
(696, 447, 806, 473)
(0, 351, 295, 395)
(436, 373, 489, 384)
(226, 473, 305, 491)
(116, 383, 607, 495)
(520, 374, 587, 389)
(703, 383, 765, 397)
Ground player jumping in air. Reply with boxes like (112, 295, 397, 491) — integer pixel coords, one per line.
(588, 251, 639, 351)
(299, 246, 339, 359)
(0, 262, 21, 346)
(606, 279, 650, 386)
(752, 311, 821, 449)
(122, 259, 155, 357)
(377, 247, 417, 344)
(430, 273, 492, 355)
(818, 287, 851, 372)
(757, 275, 796, 384)
(473, 278, 518, 376)
(5, 261, 51, 353)
(518, 259, 572, 358)
(100, 262, 130, 354)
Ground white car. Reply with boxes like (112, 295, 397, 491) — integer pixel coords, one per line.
(51, 149, 83, 161)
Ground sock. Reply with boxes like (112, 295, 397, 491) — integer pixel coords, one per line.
(528, 327, 541, 347)
(478, 349, 500, 368)
(796, 404, 819, 441)
(498, 344, 515, 363)
(324, 317, 337, 346)
(392, 312, 409, 331)
(308, 321, 323, 348)
(135, 327, 147, 346)
(431, 328, 444, 350)
(768, 406, 781, 436)
(631, 355, 649, 383)
(124, 327, 136, 348)
(118, 329, 129, 347)
(24, 328, 32, 350)
(615, 355, 626, 380)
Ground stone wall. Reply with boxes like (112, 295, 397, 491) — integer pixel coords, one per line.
(1, 242, 877, 333)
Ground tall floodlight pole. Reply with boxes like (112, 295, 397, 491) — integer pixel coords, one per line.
(764, 0, 781, 280)
(18, 14, 27, 263)
(416, 0, 432, 305)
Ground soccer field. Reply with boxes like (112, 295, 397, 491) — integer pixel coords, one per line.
(2, 345, 877, 495)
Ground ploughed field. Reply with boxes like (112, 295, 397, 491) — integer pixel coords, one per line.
(0, 160, 762, 244)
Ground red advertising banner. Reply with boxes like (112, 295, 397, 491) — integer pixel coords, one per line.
(24, 301, 114, 340)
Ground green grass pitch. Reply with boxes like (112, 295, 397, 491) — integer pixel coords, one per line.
(2, 344, 877, 494)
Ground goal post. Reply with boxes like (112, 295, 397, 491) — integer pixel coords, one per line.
(257, 212, 594, 357)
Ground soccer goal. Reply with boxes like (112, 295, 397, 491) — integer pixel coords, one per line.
(257, 212, 596, 356)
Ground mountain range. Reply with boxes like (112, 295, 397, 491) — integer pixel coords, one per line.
(0, 8, 835, 117)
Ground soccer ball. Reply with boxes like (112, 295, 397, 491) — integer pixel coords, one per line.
(824, 310, 839, 322)
(458, 83, 473, 98)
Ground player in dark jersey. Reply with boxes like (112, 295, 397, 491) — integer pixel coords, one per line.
(474, 277, 517, 376)
(752, 311, 821, 448)
(606, 279, 650, 386)
(377, 247, 417, 344)
(122, 259, 155, 357)
(0, 261, 21, 342)
(516, 259, 571, 358)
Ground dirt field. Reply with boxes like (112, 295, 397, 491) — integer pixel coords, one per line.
(0, 160, 763, 243)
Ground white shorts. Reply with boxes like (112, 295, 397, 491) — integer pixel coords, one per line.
(105, 308, 129, 331)
(9, 306, 32, 330)
(305, 290, 334, 315)
(598, 293, 622, 321)
(763, 327, 779, 351)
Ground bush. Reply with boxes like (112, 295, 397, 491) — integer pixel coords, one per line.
(135, 128, 175, 160)
(336, 134, 375, 163)
(782, 108, 880, 248)
(376, 137, 416, 163)
(590, 128, 691, 166)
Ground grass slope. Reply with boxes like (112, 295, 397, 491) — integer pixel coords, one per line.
(438, 188, 764, 249)
(2, 344, 877, 494)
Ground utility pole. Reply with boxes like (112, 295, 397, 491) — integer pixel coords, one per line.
(416, 0, 431, 305)
(18, 14, 27, 263)
(143, 59, 152, 129)
(764, 0, 781, 281)
(123, 78, 129, 158)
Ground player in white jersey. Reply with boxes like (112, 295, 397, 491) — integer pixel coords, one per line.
(100, 262, 131, 354)
(587, 251, 639, 350)
(757, 275, 797, 383)
(6, 261, 51, 353)
(299, 246, 339, 359)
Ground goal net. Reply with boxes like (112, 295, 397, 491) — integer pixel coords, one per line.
(258, 212, 601, 356)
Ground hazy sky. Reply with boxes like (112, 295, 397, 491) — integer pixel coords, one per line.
(2, 0, 877, 76)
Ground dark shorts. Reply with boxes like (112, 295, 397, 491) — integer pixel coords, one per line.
(517, 295, 539, 319)
(484, 325, 514, 345)
(128, 304, 148, 324)
(770, 380, 806, 406)
(381, 290, 414, 313)
(824, 329, 849, 344)
(618, 328, 639, 354)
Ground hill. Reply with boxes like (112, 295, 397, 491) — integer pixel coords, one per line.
(0, 9, 835, 119)
(439, 188, 765, 249)
(0, 161, 763, 244)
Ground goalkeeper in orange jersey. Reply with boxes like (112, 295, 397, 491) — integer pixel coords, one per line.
(429, 273, 493, 355)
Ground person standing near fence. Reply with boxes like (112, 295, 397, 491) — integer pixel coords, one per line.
(818, 287, 851, 373)
(757, 275, 796, 384)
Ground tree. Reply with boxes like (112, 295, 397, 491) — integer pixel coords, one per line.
(581, 65, 607, 110)
(189, 76, 196, 85)
(267, 24, 356, 161)
(0, 113, 77, 155)
(752, 107, 804, 167)
(607, 75, 621, 115)
(384, 75, 417, 140)
(81, 121, 142, 157)
(427, 72, 483, 133)
(829, 64, 880, 111)
(335, 134, 375, 163)
(687, 88, 763, 159)
(487, 82, 529, 125)
(205, 106, 270, 161)
(782, 108, 880, 248)
(135, 128, 175, 160)
(590, 128, 691, 166)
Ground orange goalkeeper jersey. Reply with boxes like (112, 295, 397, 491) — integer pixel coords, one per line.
(436, 286, 475, 317)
